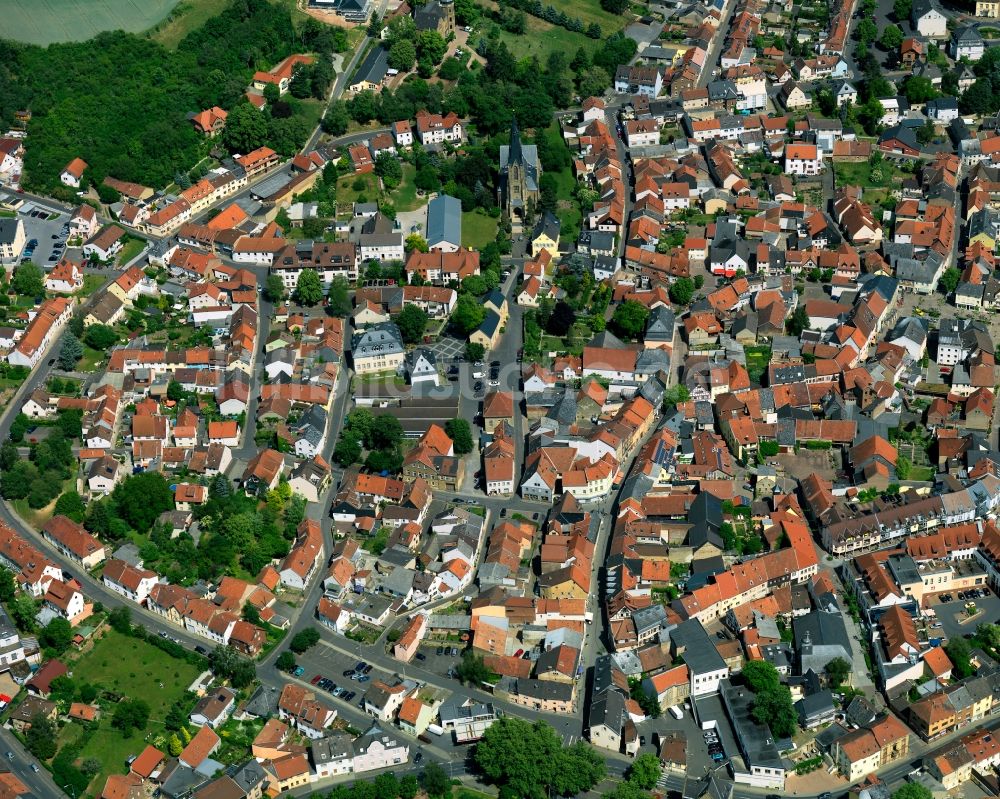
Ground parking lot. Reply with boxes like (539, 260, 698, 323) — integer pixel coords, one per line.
(15, 202, 71, 268)
(634, 700, 717, 778)
(929, 588, 1000, 643)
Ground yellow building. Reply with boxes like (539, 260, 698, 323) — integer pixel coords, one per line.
(531, 212, 561, 257)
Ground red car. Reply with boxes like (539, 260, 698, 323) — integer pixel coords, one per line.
(310, 674, 323, 686)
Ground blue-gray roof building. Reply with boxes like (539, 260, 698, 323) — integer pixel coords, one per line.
(427, 194, 462, 252)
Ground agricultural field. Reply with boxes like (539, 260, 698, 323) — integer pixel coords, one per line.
(3, 0, 180, 45)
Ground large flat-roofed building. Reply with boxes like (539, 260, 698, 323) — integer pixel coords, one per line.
(720, 680, 786, 789)
(669, 619, 729, 697)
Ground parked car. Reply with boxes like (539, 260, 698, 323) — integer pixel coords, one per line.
(310, 675, 323, 685)
(293, 666, 304, 677)
(414, 752, 423, 763)
(436, 646, 444, 656)
(354, 661, 366, 671)
(343, 669, 354, 677)
(358, 675, 370, 683)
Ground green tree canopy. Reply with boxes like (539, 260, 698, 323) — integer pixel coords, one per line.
(293, 269, 323, 305)
(475, 718, 607, 799)
(611, 300, 650, 340)
(12, 263, 44, 297)
(445, 418, 474, 454)
(396, 304, 429, 344)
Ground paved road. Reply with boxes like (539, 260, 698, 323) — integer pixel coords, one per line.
(0, 727, 63, 797)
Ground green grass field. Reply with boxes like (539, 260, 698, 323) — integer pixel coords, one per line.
(149, 0, 230, 47)
(462, 211, 499, 249)
(543, 0, 627, 33)
(62, 629, 201, 793)
(116, 239, 146, 267)
(497, 11, 604, 59)
(391, 164, 423, 212)
(3, 0, 181, 45)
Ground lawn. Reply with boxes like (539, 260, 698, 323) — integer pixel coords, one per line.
(544, 0, 627, 33)
(536, 122, 581, 242)
(833, 158, 906, 190)
(2, 0, 180, 44)
(744, 345, 772, 385)
(390, 164, 424, 212)
(148, 0, 229, 47)
(12, 474, 74, 529)
(79, 345, 108, 373)
(462, 211, 499, 249)
(63, 629, 202, 793)
(495, 10, 605, 59)
(116, 239, 147, 267)
(294, 98, 326, 137)
(77, 274, 107, 298)
(337, 172, 381, 213)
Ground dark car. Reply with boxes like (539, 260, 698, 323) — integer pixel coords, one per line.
(414, 753, 423, 763)
(437, 646, 444, 655)
(415, 652, 426, 661)
(195, 645, 209, 655)
(818, 793, 833, 799)
(343, 669, 354, 677)
(354, 661, 365, 672)
(362, 663, 373, 674)
(474, 382, 483, 391)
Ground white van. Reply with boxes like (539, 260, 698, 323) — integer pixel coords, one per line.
(669, 705, 683, 720)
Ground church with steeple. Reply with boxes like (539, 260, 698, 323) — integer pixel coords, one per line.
(498, 117, 540, 224)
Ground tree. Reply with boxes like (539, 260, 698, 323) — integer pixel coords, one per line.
(328, 277, 351, 317)
(786, 306, 810, 336)
(289, 627, 320, 654)
(265, 274, 285, 302)
(939, 266, 961, 295)
(12, 263, 44, 297)
(322, 101, 350, 135)
(421, 763, 450, 799)
(825, 656, 851, 687)
(293, 269, 323, 305)
(445, 419, 474, 454)
(168, 733, 184, 757)
(417, 30, 448, 64)
(396, 304, 429, 344)
(946, 635, 974, 678)
(893, 786, 933, 799)
(113, 472, 173, 533)
(389, 40, 417, 71)
(112, 698, 151, 737)
(880, 24, 903, 50)
(375, 151, 403, 189)
(362, 417, 399, 457)
(455, 650, 497, 686)
(58, 333, 83, 370)
(25, 713, 57, 760)
(601, 0, 630, 12)
(405, 233, 429, 253)
(277, 651, 297, 672)
(901, 75, 937, 104)
(209, 645, 256, 688)
(40, 617, 73, 654)
(466, 342, 485, 362)
(475, 718, 606, 799)
(9, 594, 37, 632)
(628, 754, 662, 790)
(108, 606, 132, 634)
(547, 301, 576, 336)
(611, 301, 650, 340)
(668, 277, 695, 306)
(53, 491, 86, 523)
(221, 102, 269, 154)
(451, 294, 485, 335)
(399, 774, 419, 799)
(604, 783, 650, 799)
(0, 569, 14, 604)
(856, 18, 877, 44)
(892, 0, 912, 20)
(333, 432, 362, 466)
(83, 324, 118, 350)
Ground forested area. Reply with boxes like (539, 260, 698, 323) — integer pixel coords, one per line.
(0, 0, 346, 194)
